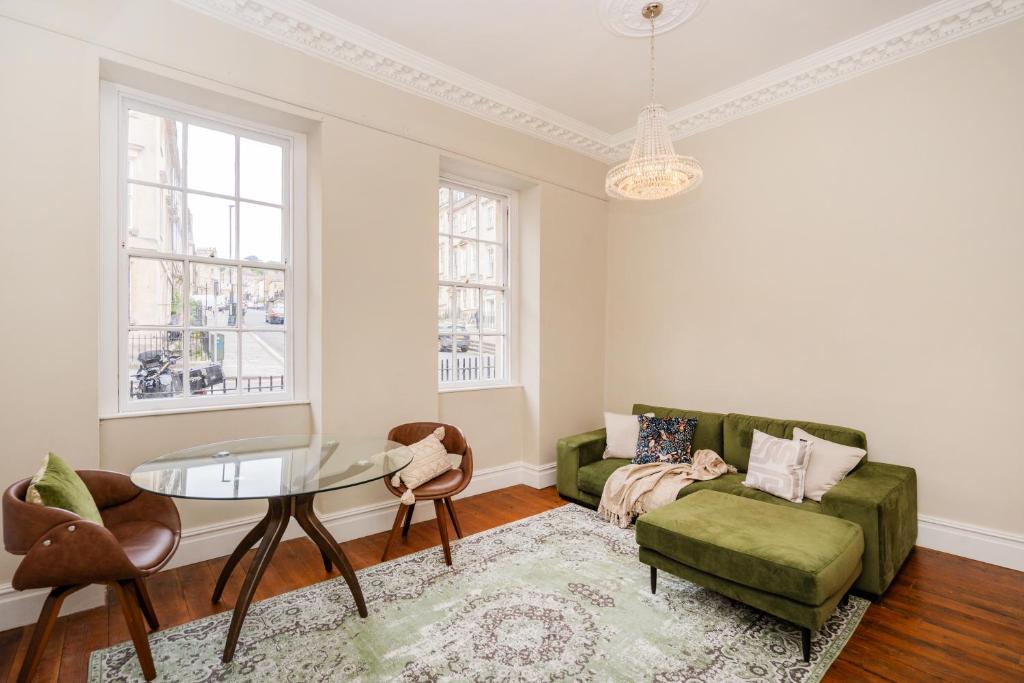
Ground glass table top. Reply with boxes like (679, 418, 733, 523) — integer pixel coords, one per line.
(130, 435, 412, 500)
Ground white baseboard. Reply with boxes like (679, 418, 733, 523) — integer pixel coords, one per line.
(4, 469, 1020, 632)
(916, 514, 1024, 572)
(0, 459, 542, 632)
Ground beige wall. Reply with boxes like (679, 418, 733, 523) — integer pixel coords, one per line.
(606, 20, 1024, 534)
(0, 0, 609, 591)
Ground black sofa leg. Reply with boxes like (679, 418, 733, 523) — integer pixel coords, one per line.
(650, 566, 657, 594)
(801, 627, 811, 662)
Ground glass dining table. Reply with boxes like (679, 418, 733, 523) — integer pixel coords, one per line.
(130, 434, 412, 663)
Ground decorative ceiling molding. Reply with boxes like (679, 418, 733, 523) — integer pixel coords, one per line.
(176, 0, 1024, 163)
(609, 0, 1024, 156)
(599, 0, 706, 38)
(174, 0, 618, 160)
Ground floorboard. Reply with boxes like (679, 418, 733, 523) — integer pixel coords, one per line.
(0, 485, 1020, 682)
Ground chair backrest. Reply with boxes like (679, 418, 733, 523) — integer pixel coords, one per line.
(2, 479, 79, 555)
(385, 422, 474, 491)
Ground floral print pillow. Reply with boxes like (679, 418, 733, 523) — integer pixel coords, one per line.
(632, 416, 699, 465)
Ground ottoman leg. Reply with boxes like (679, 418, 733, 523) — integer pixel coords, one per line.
(801, 627, 811, 662)
(650, 566, 657, 594)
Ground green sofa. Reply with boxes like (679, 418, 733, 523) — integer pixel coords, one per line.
(556, 404, 917, 597)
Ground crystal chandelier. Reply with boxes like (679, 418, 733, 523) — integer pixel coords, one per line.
(605, 2, 704, 200)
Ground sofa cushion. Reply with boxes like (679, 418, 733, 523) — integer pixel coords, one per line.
(633, 405, 724, 454)
(637, 490, 863, 605)
(578, 458, 631, 497)
(722, 414, 789, 472)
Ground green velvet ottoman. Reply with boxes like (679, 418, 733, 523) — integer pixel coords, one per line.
(636, 490, 865, 661)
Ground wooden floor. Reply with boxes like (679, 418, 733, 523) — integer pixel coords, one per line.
(1, 485, 1021, 682)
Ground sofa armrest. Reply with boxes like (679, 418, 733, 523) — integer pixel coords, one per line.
(821, 461, 917, 596)
(556, 428, 607, 503)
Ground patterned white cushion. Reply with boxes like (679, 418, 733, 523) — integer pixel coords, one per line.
(742, 430, 812, 503)
(391, 427, 456, 502)
(794, 427, 866, 502)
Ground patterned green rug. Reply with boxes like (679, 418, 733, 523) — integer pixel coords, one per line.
(90, 504, 867, 682)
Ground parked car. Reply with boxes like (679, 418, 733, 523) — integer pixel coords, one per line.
(265, 299, 285, 324)
(438, 323, 470, 352)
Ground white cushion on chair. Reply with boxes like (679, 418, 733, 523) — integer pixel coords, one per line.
(391, 427, 457, 503)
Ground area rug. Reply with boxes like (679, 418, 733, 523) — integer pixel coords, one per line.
(89, 504, 868, 682)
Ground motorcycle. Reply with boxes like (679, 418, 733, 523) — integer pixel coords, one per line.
(134, 349, 226, 398)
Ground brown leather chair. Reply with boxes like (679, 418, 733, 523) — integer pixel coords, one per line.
(2, 470, 180, 682)
(381, 422, 473, 566)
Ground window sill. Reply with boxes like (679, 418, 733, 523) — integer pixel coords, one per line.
(438, 383, 523, 395)
(99, 399, 311, 421)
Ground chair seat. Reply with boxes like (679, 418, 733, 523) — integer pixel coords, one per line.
(398, 469, 465, 498)
(108, 521, 176, 572)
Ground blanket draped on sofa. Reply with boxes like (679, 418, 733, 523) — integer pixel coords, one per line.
(598, 450, 736, 528)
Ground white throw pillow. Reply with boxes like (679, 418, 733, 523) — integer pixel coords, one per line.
(603, 411, 655, 459)
(391, 427, 456, 501)
(742, 430, 812, 503)
(794, 427, 866, 501)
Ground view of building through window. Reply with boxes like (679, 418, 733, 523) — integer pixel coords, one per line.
(121, 100, 292, 408)
(437, 181, 510, 386)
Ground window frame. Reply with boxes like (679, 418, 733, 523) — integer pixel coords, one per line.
(100, 83, 307, 416)
(437, 176, 516, 391)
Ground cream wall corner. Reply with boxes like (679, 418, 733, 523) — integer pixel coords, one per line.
(604, 18, 1024, 537)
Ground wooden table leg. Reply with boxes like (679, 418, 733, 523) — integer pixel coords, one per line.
(222, 497, 289, 663)
(294, 494, 368, 618)
(212, 507, 271, 603)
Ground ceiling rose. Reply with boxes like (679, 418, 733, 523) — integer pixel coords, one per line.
(599, 0, 706, 37)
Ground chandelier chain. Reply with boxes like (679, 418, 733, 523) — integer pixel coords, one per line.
(649, 14, 656, 103)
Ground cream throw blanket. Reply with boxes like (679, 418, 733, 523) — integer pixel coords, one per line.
(598, 449, 736, 528)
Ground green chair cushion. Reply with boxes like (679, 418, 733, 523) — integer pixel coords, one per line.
(675, 473, 824, 513)
(722, 413, 789, 472)
(636, 490, 863, 606)
(26, 453, 103, 525)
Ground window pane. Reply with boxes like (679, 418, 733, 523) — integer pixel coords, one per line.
(438, 187, 450, 234)
(129, 257, 183, 326)
(479, 197, 500, 242)
(438, 236, 452, 281)
(239, 202, 282, 262)
(239, 138, 282, 204)
(126, 183, 183, 253)
(482, 335, 505, 382)
(437, 286, 452, 328)
(438, 333, 455, 384)
(480, 243, 504, 287)
(455, 287, 480, 333)
(452, 238, 479, 283)
(189, 331, 238, 396)
(481, 290, 504, 333)
(187, 124, 235, 195)
(242, 267, 285, 329)
(452, 193, 477, 238)
(242, 332, 285, 393)
(187, 193, 235, 258)
(452, 336, 482, 382)
(127, 110, 183, 187)
(127, 329, 183, 400)
(190, 264, 237, 327)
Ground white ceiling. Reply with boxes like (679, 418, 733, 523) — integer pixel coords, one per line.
(308, 0, 933, 133)
(179, 0, 1024, 160)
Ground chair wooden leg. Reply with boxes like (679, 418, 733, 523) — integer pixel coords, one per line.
(15, 585, 82, 683)
(433, 499, 453, 566)
(443, 497, 463, 538)
(401, 502, 416, 538)
(111, 580, 157, 681)
(381, 504, 407, 562)
(132, 578, 160, 632)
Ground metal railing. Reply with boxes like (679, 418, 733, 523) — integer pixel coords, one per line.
(130, 375, 285, 398)
(439, 356, 496, 382)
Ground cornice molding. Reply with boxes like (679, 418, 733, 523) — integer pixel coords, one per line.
(609, 0, 1024, 156)
(176, 0, 1024, 162)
